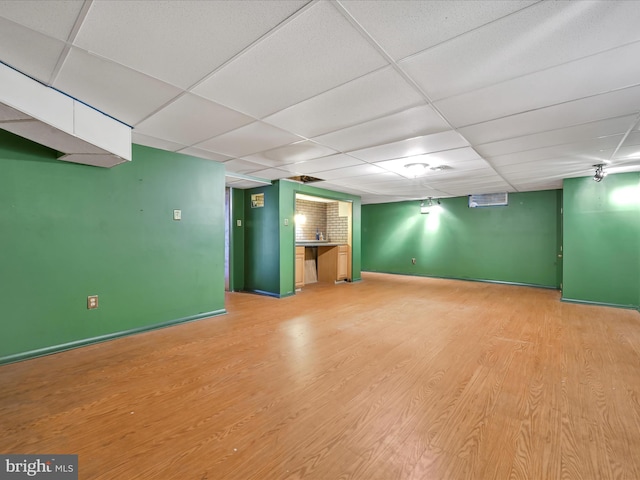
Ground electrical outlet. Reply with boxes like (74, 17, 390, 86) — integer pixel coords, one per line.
(87, 295, 99, 309)
(236, 219, 242, 227)
(411, 258, 416, 265)
(173, 209, 181, 221)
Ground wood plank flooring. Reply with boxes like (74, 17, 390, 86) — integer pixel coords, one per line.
(1, 272, 640, 479)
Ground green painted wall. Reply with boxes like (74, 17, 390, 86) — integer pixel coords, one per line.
(243, 183, 281, 295)
(0, 131, 226, 363)
(229, 188, 245, 292)
(362, 190, 561, 288)
(279, 180, 362, 296)
(563, 173, 640, 308)
(239, 180, 361, 297)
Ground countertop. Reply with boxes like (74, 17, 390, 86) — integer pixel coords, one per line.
(296, 241, 343, 247)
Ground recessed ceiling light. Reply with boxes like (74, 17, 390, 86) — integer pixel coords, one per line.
(404, 162, 429, 176)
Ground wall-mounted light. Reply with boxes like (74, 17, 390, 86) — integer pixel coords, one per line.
(593, 164, 607, 182)
(294, 212, 306, 224)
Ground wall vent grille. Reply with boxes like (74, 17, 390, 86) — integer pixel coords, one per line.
(468, 192, 508, 208)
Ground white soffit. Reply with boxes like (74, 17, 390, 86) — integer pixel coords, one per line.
(0, 62, 131, 168)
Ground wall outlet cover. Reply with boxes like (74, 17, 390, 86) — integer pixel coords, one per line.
(173, 209, 182, 220)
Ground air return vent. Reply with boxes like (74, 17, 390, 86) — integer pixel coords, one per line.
(468, 192, 508, 208)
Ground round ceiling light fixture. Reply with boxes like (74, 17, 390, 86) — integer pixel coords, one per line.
(404, 162, 429, 176)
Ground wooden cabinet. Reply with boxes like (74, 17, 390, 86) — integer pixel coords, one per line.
(337, 245, 348, 281)
(317, 244, 350, 283)
(295, 246, 305, 289)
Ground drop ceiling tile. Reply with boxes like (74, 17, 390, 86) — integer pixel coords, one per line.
(459, 85, 640, 145)
(177, 146, 230, 162)
(0, 18, 65, 82)
(195, 122, 303, 158)
(54, 48, 182, 125)
(223, 158, 269, 175)
(325, 171, 403, 187)
(134, 93, 254, 146)
(193, 1, 388, 118)
(310, 163, 388, 180)
(375, 155, 488, 179)
(401, 1, 640, 100)
(248, 167, 295, 180)
(132, 132, 187, 152)
(290, 154, 365, 174)
(75, 1, 307, 88)
(0, 0, 84, 40)
(264, 67, 424, 138)
(340, 0, 534, 60)
(242, 140, 338, 167)
(226, 179, 273, 189)
(312, 104, 449, 152)
(498, 158, 606, 178)
(487, 135, 623, 168)
(349, 130, 469, 162)
(436, 41, 640, 128)
(475, 115, 636, 158)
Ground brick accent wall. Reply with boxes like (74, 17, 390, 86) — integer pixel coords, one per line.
(295, 199, 349, 243)
(295, 199, 326, 241)
(326, 202, 348, 244)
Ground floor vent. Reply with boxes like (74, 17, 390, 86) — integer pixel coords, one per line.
(469, 192, 508, 208)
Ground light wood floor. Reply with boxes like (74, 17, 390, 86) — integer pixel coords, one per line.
(2, 273, 640, 479)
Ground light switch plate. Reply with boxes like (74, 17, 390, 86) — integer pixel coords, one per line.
(173, 209, 181, 221)
(236, 219, 242, 227)
(284, 218, 289, 226)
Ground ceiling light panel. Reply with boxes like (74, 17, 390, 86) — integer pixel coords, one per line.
(264, 67, 424, 138)
(340, 0, 535, 60)
(195, 121, 303, 158)
(435, 41, 640, 128)
(54, 48, 182, 126)
(349, 130, 469, 162)
(459, 85, 640, 145)
(134, 93, 254, 146)
(193, 1, 388, 118)
(242, 140, 338, 168)
(312, 104, 450, 152)
(400, 1, 640, 101)
(74, 0, 308, 88)
(0, 18, 66, 82)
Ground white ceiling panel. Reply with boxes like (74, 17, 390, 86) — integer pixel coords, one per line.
(460, 85, 640, 146)
(223, 158, 268, 174)
(242, 140, 338, 167)
(132, 133, 186, 152)
(74, 0, 308, 88)
(349, 130, 469, 162)
(310, 163, 388, 180)
(193, 1, 388, 118)
(289, 154, 365, 174)
(176, 146, 230, 162)
(339, 0, 535, 60)
(196, 122, 303, 158)
(475, 115, 637, 158)
(0, 18, 66, 82)
(435, 41, 640, 128)
(264, 67, 425, 138)
(401, 0, 640, 100)
(3, 1, 640, 202)
(312, 104, 449, 152)
(487, 135, 623, 168)
(54, 48, 182, 125)
(249, 167, 297, 180)
(134, 93, 254, 146)
(0, 0, 83, 41)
